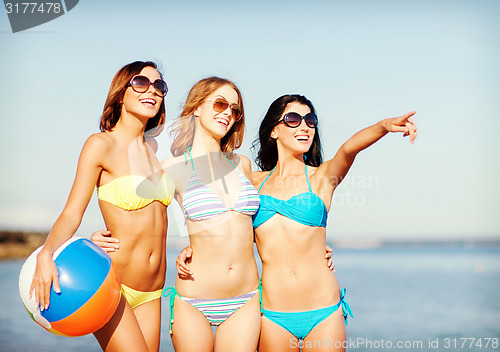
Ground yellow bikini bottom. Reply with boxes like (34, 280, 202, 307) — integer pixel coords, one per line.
(121, 284, 163, 309)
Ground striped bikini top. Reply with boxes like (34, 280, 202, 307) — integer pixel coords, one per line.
(181, 150, 260, 221)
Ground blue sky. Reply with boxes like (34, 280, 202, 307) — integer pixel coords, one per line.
(0, 0, 499, 241)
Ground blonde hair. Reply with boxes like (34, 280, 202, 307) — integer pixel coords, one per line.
(170, 77, 245, 157)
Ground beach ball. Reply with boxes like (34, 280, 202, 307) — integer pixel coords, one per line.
(18, 237, 121, 336)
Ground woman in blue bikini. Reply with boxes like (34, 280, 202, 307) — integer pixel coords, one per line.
(252, 94, 417, 351)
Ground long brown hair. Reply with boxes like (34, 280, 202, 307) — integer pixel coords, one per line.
(170, 77, 245, 157)
(100, 61, 166, 137)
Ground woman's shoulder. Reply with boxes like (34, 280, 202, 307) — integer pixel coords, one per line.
(252, 169, 268, 178)
(233, 153, 251, 169)
(72, 132, 113, 168)
(85, 131, 113, 145)
(229, 153, 253, 179)
(161, 154, 185, 168)
(251, 169, 270, 188)
(161, 154, 194, 195)
(82, 132, 113, 154)
(161, 154, 193, 182)
(145, 137, 158, 153)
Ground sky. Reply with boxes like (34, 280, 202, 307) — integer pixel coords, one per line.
(0, 0, 499, 242)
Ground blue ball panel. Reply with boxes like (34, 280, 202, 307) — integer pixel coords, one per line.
(41, 238, 111, 322)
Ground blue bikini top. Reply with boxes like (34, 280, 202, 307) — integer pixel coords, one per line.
(253, 165, 328, 229)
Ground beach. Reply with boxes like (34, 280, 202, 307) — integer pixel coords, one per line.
(0, 231, 47, 260)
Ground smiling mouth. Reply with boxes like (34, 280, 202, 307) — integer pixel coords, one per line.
(139, 98, 156, 106)
(295, 135, 310, 142)
(215, 118, 229, 127)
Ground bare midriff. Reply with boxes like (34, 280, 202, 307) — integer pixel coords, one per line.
(175, 211, 259, 298)
(99, 200, 168, 292)
(255, 214, 340, 311)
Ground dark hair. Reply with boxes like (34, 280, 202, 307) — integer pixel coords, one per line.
(100, 61, 166, 137)
(253, 94, 323, 171)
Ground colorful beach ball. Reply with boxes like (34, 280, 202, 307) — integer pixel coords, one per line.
(18, 237, 121, 336)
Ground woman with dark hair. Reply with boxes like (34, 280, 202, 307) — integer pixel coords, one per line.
(30, 61, 173, 352)
(252, 94, 416, 351)
(161, 77, 262, 352)
(255, 95, 323, 170)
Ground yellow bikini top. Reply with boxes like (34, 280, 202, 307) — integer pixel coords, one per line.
(97, 173, 175, 211)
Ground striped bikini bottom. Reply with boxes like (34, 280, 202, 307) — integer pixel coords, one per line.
(162, 287, 258, 334)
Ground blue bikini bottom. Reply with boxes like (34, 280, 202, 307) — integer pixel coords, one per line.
(261, 288, 353, 340)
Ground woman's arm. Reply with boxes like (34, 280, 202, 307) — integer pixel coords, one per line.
(320, 112, 417, 187)
(237, 154, 253, 182)
(30, 134, 107, 310)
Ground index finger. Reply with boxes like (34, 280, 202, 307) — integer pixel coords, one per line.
(395, 111, 416, 124)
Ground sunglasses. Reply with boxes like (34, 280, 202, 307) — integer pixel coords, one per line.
(205, 97, 242, 121)
(279, 112, 318, 128)
(129, 75, 168, 97)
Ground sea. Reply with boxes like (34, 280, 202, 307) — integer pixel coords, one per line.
(1, 245, 499, 352)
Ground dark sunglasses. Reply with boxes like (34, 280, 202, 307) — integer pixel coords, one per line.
(129, 75, 168, 97)
(279, 112, 318, 128)
(205, 97, 242, 121)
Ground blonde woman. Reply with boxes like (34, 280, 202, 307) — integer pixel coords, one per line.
(162, 77, 261, 352)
